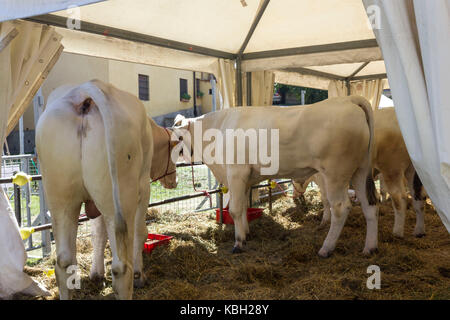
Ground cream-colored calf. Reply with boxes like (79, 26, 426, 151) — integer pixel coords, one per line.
(173, 96, 378, 257)
(373, 108, 426, 237)
(319, 107, 426, 237)
(36, 80, 152, 299)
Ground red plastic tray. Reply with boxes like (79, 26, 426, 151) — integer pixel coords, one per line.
(143, 233, 173, 253)
(215, 207, 263, 225)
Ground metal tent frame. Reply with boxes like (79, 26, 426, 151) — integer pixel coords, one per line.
(25, 0, 387, 104)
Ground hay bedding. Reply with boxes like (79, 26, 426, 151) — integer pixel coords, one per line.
(18, 191, 450, 300)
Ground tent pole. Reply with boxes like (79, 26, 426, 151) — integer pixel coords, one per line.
(242, 39, 378, 60)
(19, 116, 24, 154)
(236, 56, 243, 106)
(346, 80, 351, 96)
(26, 14, 236, 60)
(193, 71, 197, 116)
(352, 73, 387, 81)
(246, 72, 252, 106)
(348, 61, 370, 79)
(238, 0, 271, 55)
(286, 67, 345, 81)
(210, 74, 217, 112)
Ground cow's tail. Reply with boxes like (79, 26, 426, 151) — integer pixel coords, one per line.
(349, 95, 377, 205)
(79, 81, 128, 266)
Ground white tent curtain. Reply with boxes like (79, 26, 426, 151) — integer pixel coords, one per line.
(350, 79, 386, 110)
(363, 0, 450, 232)
(327, 78, 386, 110)
(0, 20, 59, 299)
(4, 22, 63, 135)
(242, 70, 275, 106)
(328, 80, 348, 98)
(215, 58, 236, 109)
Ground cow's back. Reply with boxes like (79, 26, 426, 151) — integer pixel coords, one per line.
(373, 107, 411, 173)
(200, 97, 371, 181)
(36, 81, 151, 209)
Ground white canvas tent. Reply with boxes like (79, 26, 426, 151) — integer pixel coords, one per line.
(0, 0, 449, 298)
(17, 0, 391, 107)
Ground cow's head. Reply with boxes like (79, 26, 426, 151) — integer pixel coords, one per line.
(150, 123, 179, 189)
(156, 156, 177, 189)
(171, 114, 194, 163)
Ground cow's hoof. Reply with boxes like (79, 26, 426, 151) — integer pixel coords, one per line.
(89, 273, 105, 283)
(362, 247, 378, 255)
(318, 248, 331, 258)
(393, 231, 404, 239)
(133, 272, 146, 288)
(232, 246, 243, 254)
(133, 278, 146, 289)
(318, 221, 329, 230)
(414, 232, 426, 238)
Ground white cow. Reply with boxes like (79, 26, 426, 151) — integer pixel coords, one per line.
(89, 117, 178, 288)
(173, 96, 378, 257)
(314, 107, 426, 237)
(36, 80, 154, 299)
(372, 108, 426, 237)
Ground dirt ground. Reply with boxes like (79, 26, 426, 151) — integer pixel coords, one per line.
(19, 190, 450, 300)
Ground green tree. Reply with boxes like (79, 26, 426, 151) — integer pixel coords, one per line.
(274, 83, 327, 105)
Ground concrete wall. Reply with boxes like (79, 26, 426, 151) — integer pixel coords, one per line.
(42, 52, 110, 100)
(108, 59, 196, 118)
(198, 78, 214, 114)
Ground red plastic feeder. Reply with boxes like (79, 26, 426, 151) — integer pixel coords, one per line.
(143, 233, 173, 253)
(215, 207, 263, 225)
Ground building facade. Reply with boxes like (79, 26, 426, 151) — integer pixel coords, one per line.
(5, 52, 215, 155)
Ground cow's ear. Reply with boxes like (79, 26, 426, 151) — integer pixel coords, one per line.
(173, 114, 185, 127)
(170, 140, 179, 148)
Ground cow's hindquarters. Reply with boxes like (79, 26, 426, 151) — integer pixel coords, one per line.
(80, 103, 137, 299)
(36, 103, 86, 300)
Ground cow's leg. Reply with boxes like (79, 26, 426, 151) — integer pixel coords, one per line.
(318, 178, 351, 258)
(229, 189, 248, 253)
(83, 174, 138, 299)
(406, 166, 425, 237)
(90, 216, 107, 281)
(315, 174, 331, 227)
(383, 172, 407, 237)
(132, 183, 150, 288)
(101, 211, 134, 300)
(228, 172, 250, 253)
(319, 195, 331, 228)
(292, 180, 306, 199)
(52, 202, 82, 300)
(242, 188, 251, 236)
(89, 189, 137, 300)
(352, 167, 379, 254)
(379, 174, 388, 202)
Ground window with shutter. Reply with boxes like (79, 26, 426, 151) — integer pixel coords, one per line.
(138, 74, 149, 101)
(180, 78, 188, 100)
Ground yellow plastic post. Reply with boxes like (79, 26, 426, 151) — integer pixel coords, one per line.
(12, 172, 32, 186)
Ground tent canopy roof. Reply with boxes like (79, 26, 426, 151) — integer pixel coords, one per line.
(3, 0, 388, 88)
(50, 0, 376, 54)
